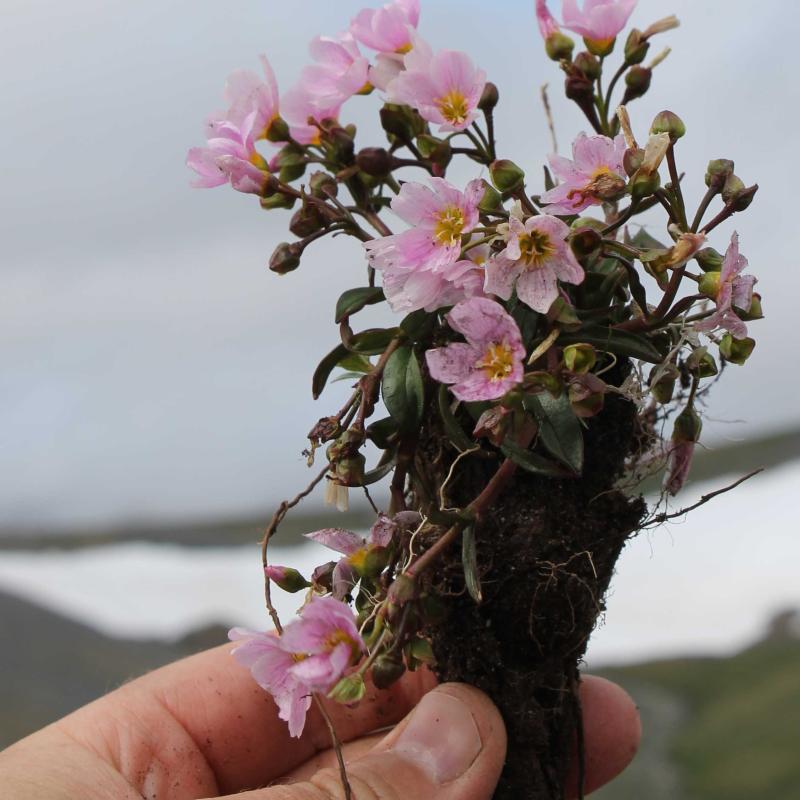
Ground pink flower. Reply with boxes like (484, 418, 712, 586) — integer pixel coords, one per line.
(350, 0, 420, 54)
(280, 86, 342, 146)
(561, 0, 638, 46)
(540, 133, 627, 215)
(229, 596, 364, 738)
(364, 178, 484, 312)
(297, 32, 370, 109)
(536, 0, 561, 38)
(212, 55, 280, 141)
(696, 233, 756, 339)
(306, 514, 399, 599)
(664, 439, 695, 496)
(186, 113, 271, 195)
(484, 213, 584, 314)
(426, 297, 526, 402)
(387, 42, 486, 132)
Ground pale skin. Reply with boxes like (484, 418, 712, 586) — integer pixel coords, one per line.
(0, 643, 641, 799)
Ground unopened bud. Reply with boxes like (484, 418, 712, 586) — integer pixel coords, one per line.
(704, 159, 735, 192)
(740, 293, 764, 321)
(328, 674, 366, 704)
(630, 169, 661, 199)
(275, 145, 306, 183)
(265, 116, 290, 143)
(569, 226, 602, 259)
(686, 347, 718, 378)
(674, 404, 702, 443)
(477, 180, 503, 213)
(623, 147, 645, 177)
(650, 110, 686, 141)
(371, 653, 406, 689)
(721, 174, 745, 205)
(416, 134, 452, 167)
(574, 51, 601, 80)
(650, 364, 678, 404)
(719, 334, 755, 365)
(695, 247, 724, 272)
(563, 343, 596, 374)
(545, 31, 575, 61)
(622, 66, 652, 103)
(380, 103, 424, 141)
(326, 125, 355, 161)
(355, 147, 393, 177)
(698, 271, 721, 300)
(269, 241, 302, 274)
(387, 573, 417, 607)
(624, 30, 649, 65)
(478, 81, 499, 112)
(264, 565, 311, 593)
(490, 159, 525, 192)
(564, 70, 594, 105)
(289, 204, 325, 237)
(311, 561, 336, 592)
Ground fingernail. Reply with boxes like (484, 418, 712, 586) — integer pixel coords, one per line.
(390, 691, 482, 784)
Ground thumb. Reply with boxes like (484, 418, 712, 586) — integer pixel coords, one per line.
(225, 684, 507, 800)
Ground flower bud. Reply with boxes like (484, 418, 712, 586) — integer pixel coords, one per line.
(686, 347, 718, 378)
(478, 81, 499, 112)
(380, 103, 425, 142)
(739, 292, 764, 321)
(574, 51, 601, 80)
(308, 171, 337, 199)
(545, 31, 575, 61)
(416, 134, 452, 167)
(698, 271, 721, 300)
(704, 159, 734, 192)
(649, 364, 678, 404)
(289, 204, 325, 237)
(719, 334, 755, 365)
(695, 247, 724, 272)
(624, 29, 650, 65)
(354, 146, 392, 177)
(622, 66, 652, 103)
(674, 404, 702, 444)
(274, 145, 306, 183)
(269, 242, 302, 274)
(260, 192, 296, 211)
(490, 159, 525, 192)
(265, 116, 290, 143)
(630, 169, 661, 199)
(721, 174, 745, 205)
(650, 110, 686, 142)
(569, 226, 603, 260)
(311, 561, 336, 593)
(328, 674, 366, 704)
(563, 343, 596, 374)
(264, 565, 311, 593)
(623, 147, 645, 177)
(371, 653, 406, 689)
(477, 180, 504, 213)
(387, 573, 417, 607)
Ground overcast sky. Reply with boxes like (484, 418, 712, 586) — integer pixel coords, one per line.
(1, 0, 797, 528)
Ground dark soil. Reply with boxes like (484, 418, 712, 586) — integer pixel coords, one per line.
(416, 391, 646, 799)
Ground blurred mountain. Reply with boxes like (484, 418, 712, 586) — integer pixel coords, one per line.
(2, 427, 798, 551)
(595, 609, 800, 800)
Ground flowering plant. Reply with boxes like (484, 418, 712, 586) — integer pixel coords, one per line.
(189, 1, 763, 797)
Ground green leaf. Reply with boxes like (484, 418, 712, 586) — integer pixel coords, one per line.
(335, 287, 385, 323)
(500, 439, 571, 477)
(628, 228, 669, 251)
(361, 451, 398, 485)
(461, 525, 482, 603)
(437, 386, 476, 452)
(382, 346, 425, 431)
(312, 343, 350, 399)
(559, 325, 664, 364)
(345, 327, 401, 355)
(331, 371, 366, 384)
(524, 392, 584, 473)
(338, 353, 373, 373)
(400, 309, 435, 342)
(366, 417, 399, 449)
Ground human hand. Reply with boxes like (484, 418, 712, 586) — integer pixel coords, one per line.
(0, 643, 639, 799)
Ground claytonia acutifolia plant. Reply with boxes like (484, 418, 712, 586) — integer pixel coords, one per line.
(188, 1, 764, 797)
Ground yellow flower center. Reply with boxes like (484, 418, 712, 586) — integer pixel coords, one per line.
(347, 547, 369, 572)
(249, 151, 269, 170)
(396, 42, 413, 55)
(518, 230, 555, 269)
(436, 89, 470, 127)
(324, 629, 361, 662)
(591, 165, 612, 180)
(434, 205, 466, 247)
(291, 652, 308, 663)
(476, 342, 515, 383)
